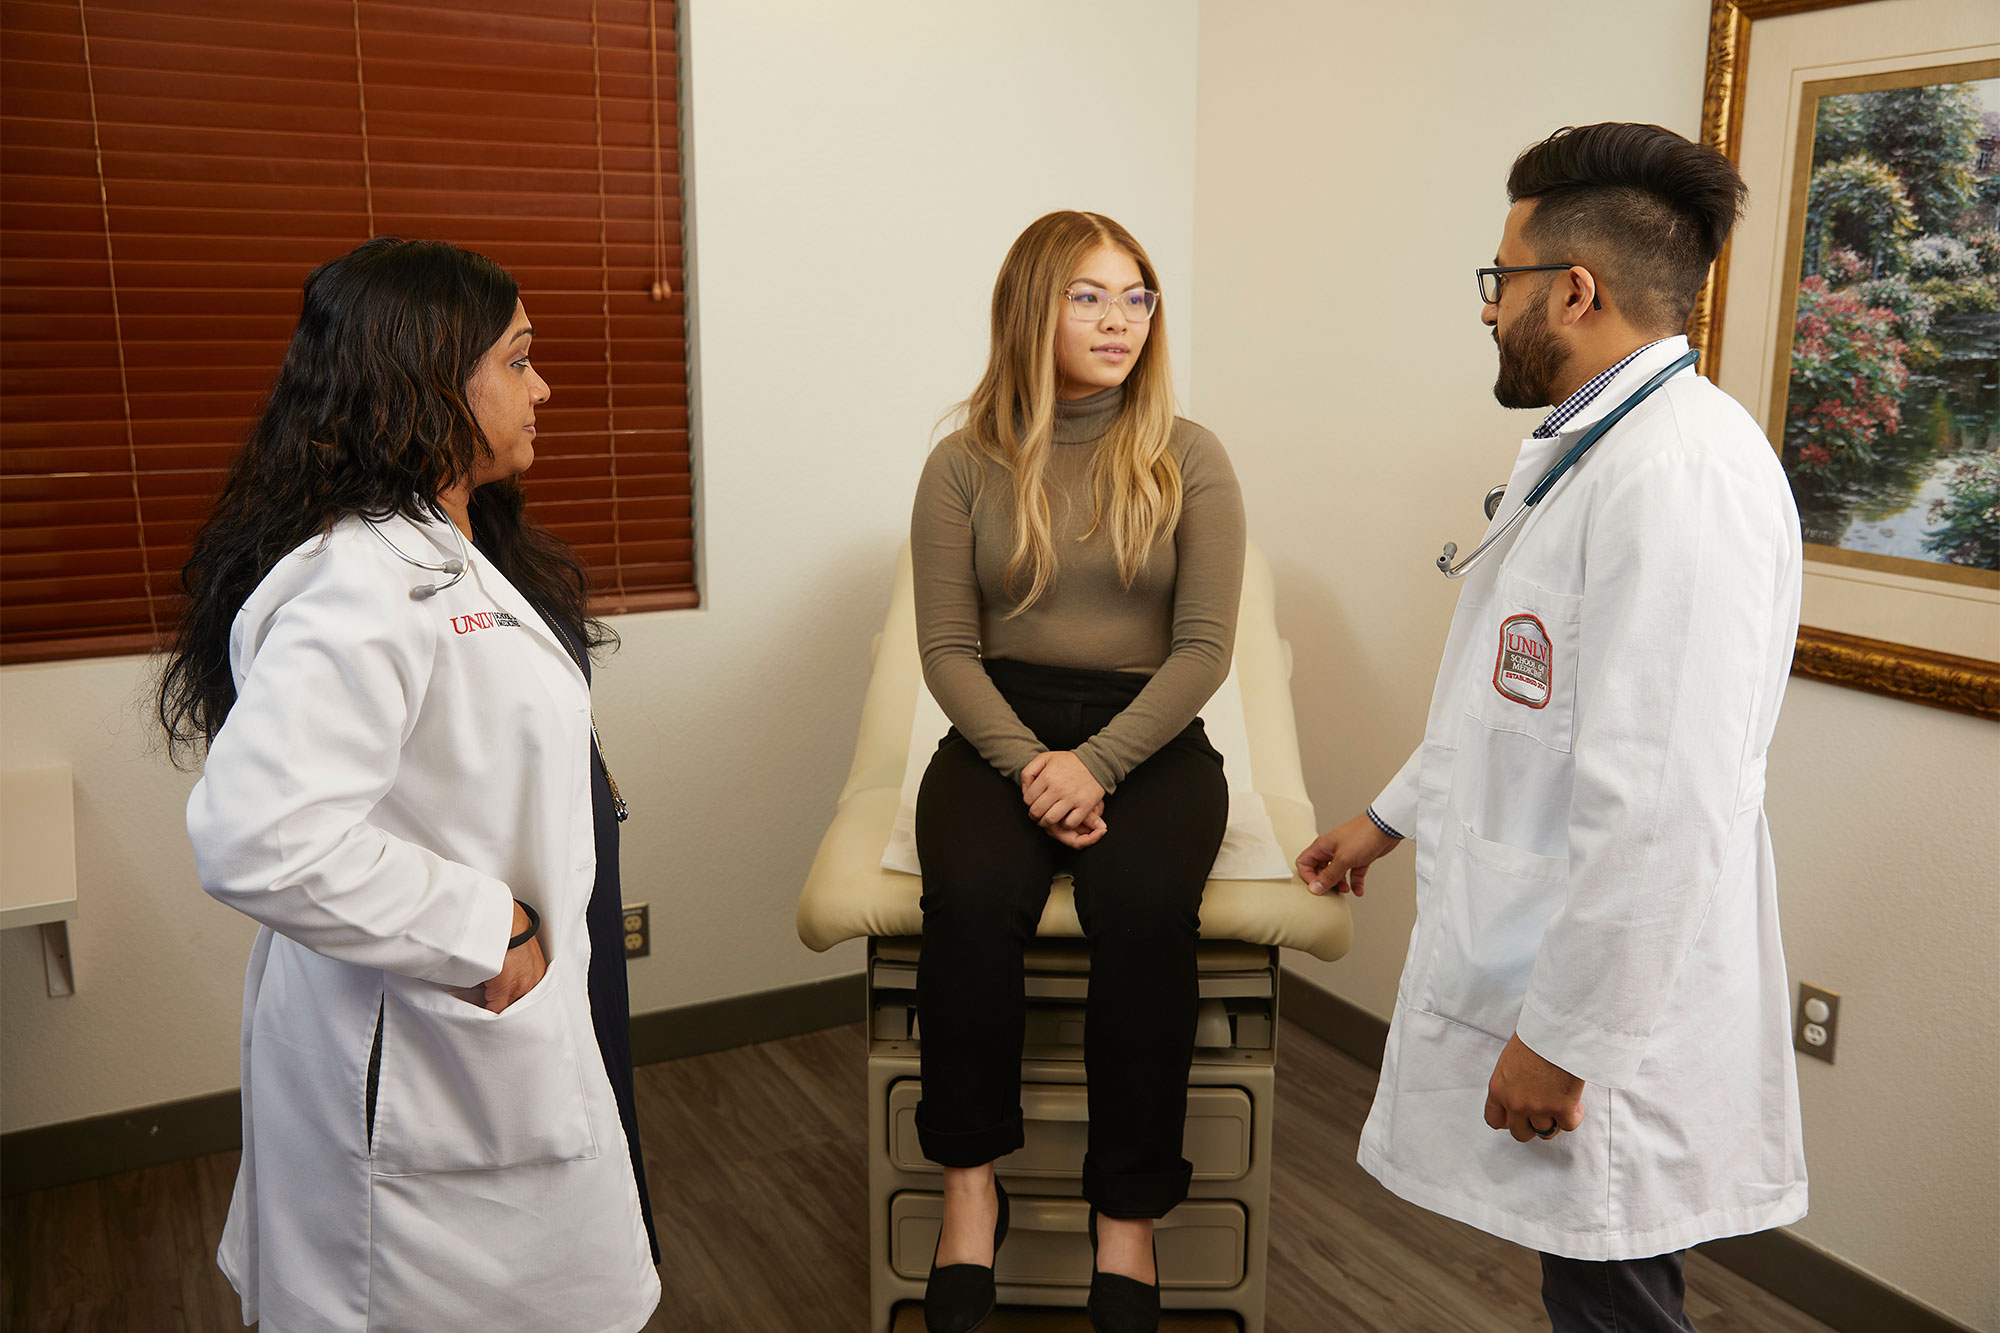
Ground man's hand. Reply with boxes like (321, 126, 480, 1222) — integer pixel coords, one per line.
(1484, 1033, 1586, 1142)
(481, 901, 548, 1013)
(1294, 812, 1401, 896)
(1021, 751, 1107, 832)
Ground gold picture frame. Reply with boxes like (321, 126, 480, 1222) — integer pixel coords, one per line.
(1691, 0, 2000, 720)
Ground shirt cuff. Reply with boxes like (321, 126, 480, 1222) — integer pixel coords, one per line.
(428, 882, 518, 989)
(1515, 992, 1649, 1090)
(1071, 742, 1120, 795)
(1370, 748, 1423, 837)
(1366, 806, 1406, 841)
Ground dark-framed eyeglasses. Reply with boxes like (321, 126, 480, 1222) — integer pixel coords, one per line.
(1064, 284, 1161, 323)
(1476, 264, 1602, 310)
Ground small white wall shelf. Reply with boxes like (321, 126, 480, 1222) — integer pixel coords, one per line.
(2, 764, 79, 995)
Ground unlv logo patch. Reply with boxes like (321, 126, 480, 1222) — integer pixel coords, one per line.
(1492, 613, 1553, 709)
(449, 610, 522, 635)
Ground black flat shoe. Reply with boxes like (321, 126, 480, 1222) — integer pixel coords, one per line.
(924, 1178, 1009, 1333)
(1086, 1208, 1161, 1333)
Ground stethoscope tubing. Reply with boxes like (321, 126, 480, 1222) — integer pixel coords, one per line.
(1437, 348, 1700, 580)
(366, 512, 473, 599)
(1437, 496, 1532, 579)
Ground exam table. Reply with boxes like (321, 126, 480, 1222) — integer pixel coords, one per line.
(797, 540, 1352, 1333)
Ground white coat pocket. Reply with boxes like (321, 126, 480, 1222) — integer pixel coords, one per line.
(370, 955, 600, 1175)
(1418, 819, 1569, 1041)
(1475, 570, 1579, 754)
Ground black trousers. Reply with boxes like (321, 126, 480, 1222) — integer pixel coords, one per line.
(913, 658, 1229, 1219)
(1541, 1250, 1694, 1332)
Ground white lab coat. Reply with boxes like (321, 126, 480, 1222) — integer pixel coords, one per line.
(1360, 337, 1809, 1261)
(186, 511, 659, 1332)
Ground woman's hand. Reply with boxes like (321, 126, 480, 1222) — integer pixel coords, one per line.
(1045, 801, 1109, 850)
(1021, 751, 1107, 833)
(481, 901, 547, 1013)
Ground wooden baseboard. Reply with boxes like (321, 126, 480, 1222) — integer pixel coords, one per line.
(1278, 968, 1389, 1070)
(0, 1087, 243, 1197)
(1699, 1229, 1976, 1333)
(628, 971, 865, 1065)
(1276, 968, 1977, 1333)
(2, 971, 869, 1198)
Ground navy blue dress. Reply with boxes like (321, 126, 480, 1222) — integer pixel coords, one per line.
(551, 616, 660, 1265)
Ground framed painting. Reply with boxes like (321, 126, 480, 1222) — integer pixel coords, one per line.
(1693, 0, 2000, 719)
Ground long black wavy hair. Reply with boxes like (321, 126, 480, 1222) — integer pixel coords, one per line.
(156, 236, 615, 764)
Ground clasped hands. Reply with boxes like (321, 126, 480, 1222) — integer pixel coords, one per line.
(1020, 750, 1108, 849)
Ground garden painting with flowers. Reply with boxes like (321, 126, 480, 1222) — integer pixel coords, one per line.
(1778, 65, 2000, 581)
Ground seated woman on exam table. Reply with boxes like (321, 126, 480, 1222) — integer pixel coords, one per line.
(158, 237, 659, 1332)
(909, 210, 1246, 1333)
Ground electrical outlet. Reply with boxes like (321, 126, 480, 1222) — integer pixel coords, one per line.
(1794, 982, 1839, 1064)
(622, 902, 650, 959)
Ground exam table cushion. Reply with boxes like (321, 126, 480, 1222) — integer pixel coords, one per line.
(796, 541, 1352, 962)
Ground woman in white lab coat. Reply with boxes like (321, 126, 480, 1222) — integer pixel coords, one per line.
(159, 237, 660, 1331)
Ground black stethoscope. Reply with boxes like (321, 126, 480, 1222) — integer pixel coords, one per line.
(1438, 348, 1700, 579)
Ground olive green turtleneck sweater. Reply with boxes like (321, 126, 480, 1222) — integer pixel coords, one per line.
(910, 384, 1246, 791)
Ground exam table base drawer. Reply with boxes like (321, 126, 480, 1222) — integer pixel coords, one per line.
(870, 940, 1277, 1057)
(891, 1193, 1247, 1289)
(887, 1079, 1252, 1181)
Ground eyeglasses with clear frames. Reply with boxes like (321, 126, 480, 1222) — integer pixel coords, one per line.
(1064, 285, 1161, 323)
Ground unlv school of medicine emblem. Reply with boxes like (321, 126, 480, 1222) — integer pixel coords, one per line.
(1492, 613, 1553, 709)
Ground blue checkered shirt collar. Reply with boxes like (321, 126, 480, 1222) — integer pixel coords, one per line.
(1532, 339, 1673, 438)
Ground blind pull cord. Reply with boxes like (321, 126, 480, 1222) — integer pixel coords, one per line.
(648, 0, 670, 303)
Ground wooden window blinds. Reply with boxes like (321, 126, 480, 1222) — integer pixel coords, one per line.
(1, 0, 693, 665)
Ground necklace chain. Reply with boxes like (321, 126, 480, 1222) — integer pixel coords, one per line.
(549, 621, 629, 823)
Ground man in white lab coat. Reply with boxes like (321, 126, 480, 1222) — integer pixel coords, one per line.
(1297, 123, 1808, 1331)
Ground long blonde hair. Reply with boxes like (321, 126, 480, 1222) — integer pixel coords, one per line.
(961, 211, 1181, 615)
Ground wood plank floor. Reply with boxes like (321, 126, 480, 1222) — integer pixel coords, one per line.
(2, 1020, 1834, 1332)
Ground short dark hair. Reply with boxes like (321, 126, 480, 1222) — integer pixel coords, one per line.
(1507, 122, 1747, 333)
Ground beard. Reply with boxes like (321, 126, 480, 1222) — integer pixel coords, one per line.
(1492, 296, 1570, 410)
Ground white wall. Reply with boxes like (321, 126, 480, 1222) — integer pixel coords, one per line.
(0, 0, 1200, 1130)
(596, 0, 1198, 1016)
(1189, 1, 1999, 1328)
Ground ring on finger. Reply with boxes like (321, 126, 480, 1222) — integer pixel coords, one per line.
(1530, 1118, 1559, 1139)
